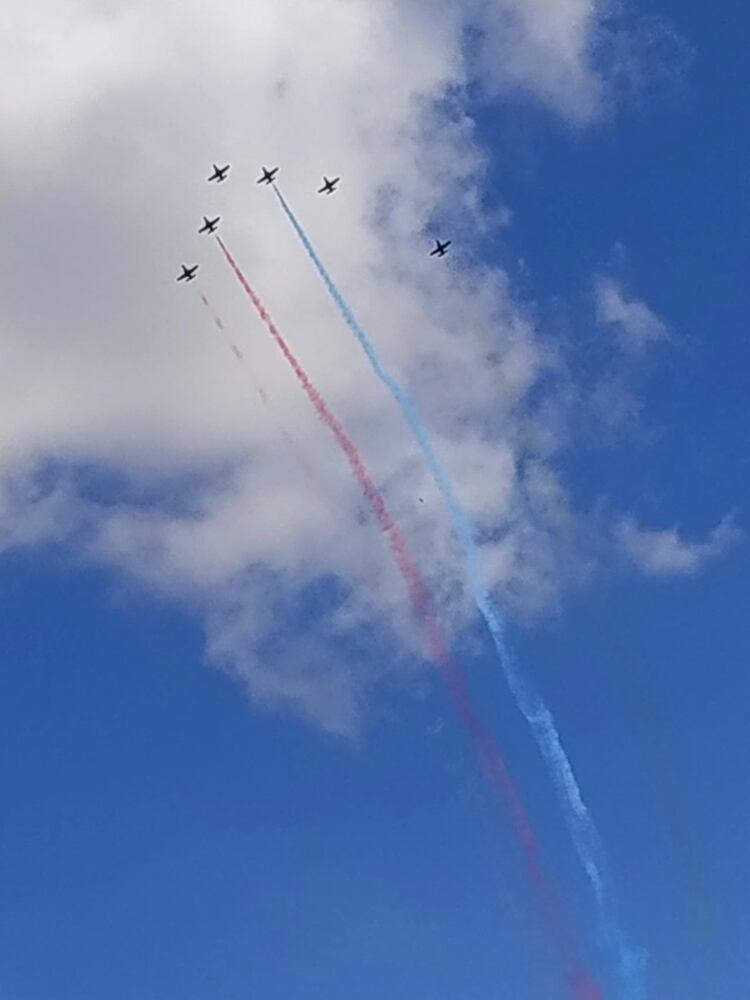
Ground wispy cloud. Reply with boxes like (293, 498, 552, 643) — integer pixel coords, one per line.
(615, 514, 741, 576)
(472, 0, 607, 121)
(0, 466, 83, 554)
(594, 275, 668, 354)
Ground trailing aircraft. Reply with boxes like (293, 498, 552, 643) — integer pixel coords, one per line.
(317, 176, 340, 195)
(207, 163, 230, 182)
(198, 215, 220, 234)
(429, 239, 452, 258)
(257, 166, 279, 185)
(176, 264, 198, 282)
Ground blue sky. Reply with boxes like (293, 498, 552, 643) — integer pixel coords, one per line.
(1, 2, 748, 999)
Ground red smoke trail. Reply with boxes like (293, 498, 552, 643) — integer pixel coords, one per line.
(216, 236, 603, 1000)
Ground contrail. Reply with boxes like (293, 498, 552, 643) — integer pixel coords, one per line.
(199, 292, 245, 360)
(271, 187, 644, 999)
(198, 290, 326, 490)
(216, 235, 603, 1000)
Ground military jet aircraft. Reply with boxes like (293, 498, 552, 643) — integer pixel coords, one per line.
(176, 264, 199, 283)
(429, 239, 452, 258)
(256, 166, 279, 185)
(317, 176, 340, 195)
(208, 163, 230, 182)
(198, 215, 220, 234)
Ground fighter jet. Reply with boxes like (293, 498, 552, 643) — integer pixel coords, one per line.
(176, 264, 199, 283)
(198, 215, 220, 234)
(429, 239, 452, 258)
(208, 163, 230, 183)
(317, 176, 340, 195)
(256, 166, 279, 185)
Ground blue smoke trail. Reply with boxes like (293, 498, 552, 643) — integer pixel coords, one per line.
(273, 185, 646, 999)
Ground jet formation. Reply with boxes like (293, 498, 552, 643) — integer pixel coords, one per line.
(177, 162, 452, 281)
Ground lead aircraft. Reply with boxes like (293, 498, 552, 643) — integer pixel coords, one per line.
(257, 165, 279, 185)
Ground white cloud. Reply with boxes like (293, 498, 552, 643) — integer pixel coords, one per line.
(594, 275, 668, 353)
(473, 0, 605, 121)
(615, 515, 741, 577)
(594, 275, 669, 354)
(0, 466, 83, 554)
(0, 0, 690, 731)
